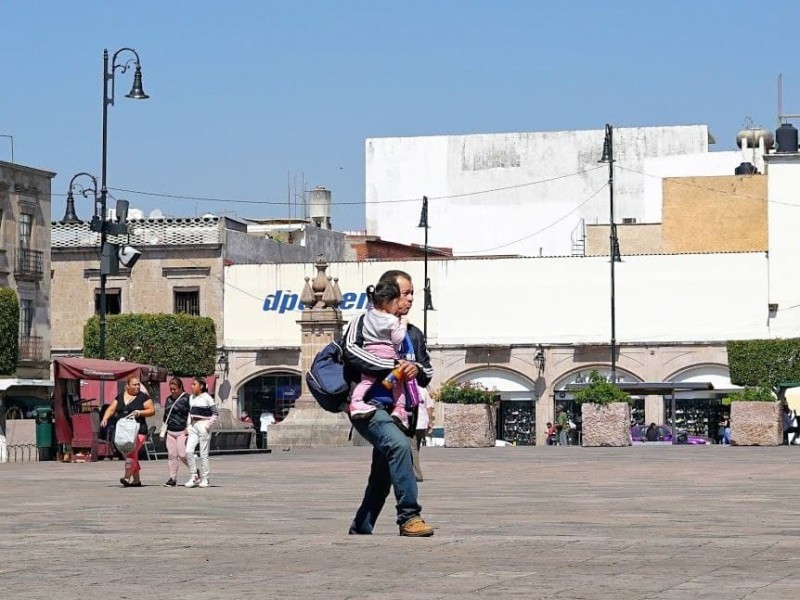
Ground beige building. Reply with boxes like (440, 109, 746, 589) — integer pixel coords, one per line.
(586, 174, 768, 255)
(51, 215, 354, 356)
(0, 161, 56, 418)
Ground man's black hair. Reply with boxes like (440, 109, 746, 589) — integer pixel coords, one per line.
(379, 269, 413, 285)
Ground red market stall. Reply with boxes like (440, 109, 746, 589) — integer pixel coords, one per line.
(53, 357, 166, 461)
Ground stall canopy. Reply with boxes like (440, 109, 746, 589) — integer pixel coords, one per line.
(53, 358, 166, 445)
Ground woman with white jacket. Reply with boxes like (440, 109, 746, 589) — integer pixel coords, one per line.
(184, 377, 218, 488)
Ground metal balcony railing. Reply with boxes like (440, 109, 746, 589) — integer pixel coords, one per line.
(16, 247, 44, 281)
(19, 335, 44, 362)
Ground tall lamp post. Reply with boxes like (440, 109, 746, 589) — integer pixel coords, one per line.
(99, 48, 148, 358)
(418, 195, 434, 339)
(599, 124, 622, 382)
(63, 48, 149, 359)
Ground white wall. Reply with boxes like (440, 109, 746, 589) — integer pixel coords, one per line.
(224, 252, 769, 348)
(641, 151, 742, 222)
(365, 125, 712, 257)
(766, 153, 800, 337)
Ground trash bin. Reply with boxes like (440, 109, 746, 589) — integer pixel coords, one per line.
(35, 407, 55, 461)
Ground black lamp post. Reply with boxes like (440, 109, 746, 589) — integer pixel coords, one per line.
(418, 196, 434, 339)
(62, 172, 98, 225)
(599, 124, 622, 382)
(97, 48, 149, 358)
(62, 49, 149, 359)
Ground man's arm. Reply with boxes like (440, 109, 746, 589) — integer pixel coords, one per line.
(407, 324, 433, 388)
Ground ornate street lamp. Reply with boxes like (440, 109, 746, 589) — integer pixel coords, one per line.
(599, 124, 622, 382)
(534, 345, 546, 374)
(96, 47, 149, 358)
(217, 351, 230, 375)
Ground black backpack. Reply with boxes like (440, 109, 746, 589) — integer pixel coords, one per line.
(306, 341, 351, 412)
(306, 339, 384, 413)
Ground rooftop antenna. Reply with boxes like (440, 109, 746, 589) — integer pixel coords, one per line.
(778, 73, 800, 124)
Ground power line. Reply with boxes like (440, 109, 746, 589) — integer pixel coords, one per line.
(48, 165, 606, 207)
(456, 184, 608, 254)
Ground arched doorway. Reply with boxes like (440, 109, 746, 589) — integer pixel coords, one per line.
(668, 364, 739, 441)
(238, 371, 301, 428)
(453, 368, 537, 445)
(554, 367, 644, 443)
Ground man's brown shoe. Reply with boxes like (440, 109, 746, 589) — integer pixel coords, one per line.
(399, 516, 434, 537)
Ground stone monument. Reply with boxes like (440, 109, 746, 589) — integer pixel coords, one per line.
(267, 255, 353, 449)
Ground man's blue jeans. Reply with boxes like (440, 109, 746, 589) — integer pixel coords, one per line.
(350, 408, 421, 533)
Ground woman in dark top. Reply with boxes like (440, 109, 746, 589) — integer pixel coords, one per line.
(162, 377, 190, 487)
(100, 375, 155, 487)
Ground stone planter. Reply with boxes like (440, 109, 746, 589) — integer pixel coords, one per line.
(730, 401, 781, 446)
(581, 402, 631, 447)
(443, 403, 496, 447)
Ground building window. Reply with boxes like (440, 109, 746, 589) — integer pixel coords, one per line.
(19, 212, 32, 248)
(95, 288, 122, 315)
(19, 298, 33, 337)
(174, 289, 200, 316)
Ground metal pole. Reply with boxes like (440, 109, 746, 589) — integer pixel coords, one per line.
(99, 49, 110, 359)
(423, 219, 429, 340)
(607, 124, 617, 382)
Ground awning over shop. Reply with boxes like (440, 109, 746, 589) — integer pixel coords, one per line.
(53, 358, 167, 445)
(565, 382, 714, 394)
(0, 378, 54, 393)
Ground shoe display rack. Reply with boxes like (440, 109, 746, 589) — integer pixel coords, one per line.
(497, 401, 535, 446)
(664, 398, 728, 440)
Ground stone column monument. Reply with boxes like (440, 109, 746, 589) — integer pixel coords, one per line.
(267, 256, 354, 449)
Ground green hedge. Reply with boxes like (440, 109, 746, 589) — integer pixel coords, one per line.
(0, 288, 20, 375)
(84, 313, 217, 376)
(727, 338, 800, 389)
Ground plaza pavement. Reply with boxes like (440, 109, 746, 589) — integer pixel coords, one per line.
(1, 444, 800, 600)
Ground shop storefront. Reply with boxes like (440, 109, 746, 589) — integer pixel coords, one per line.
(454, 369, 537, 446)
(667, 365, 741, 441)
(238, 371, 301, 426)
(554, 368, 644, 444)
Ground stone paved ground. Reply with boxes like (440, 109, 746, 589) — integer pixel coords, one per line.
(2, 445, 800, 599)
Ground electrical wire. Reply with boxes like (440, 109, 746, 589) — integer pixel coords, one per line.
(48, 165, 606, 207)
(456, 184, 608, 254)
(614, 163, 781, 203)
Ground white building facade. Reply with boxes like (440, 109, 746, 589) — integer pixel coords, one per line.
(217, 128, 800, 446)
(365, 125, 741, 257)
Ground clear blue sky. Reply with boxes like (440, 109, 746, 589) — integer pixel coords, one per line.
(2, 1, 799, 232)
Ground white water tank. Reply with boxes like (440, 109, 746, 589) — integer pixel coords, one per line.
(308, 186, 331, 229)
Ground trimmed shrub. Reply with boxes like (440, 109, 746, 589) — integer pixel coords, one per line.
(721, 386, 775, 405)
(727, 338, 800, 388)
(573, 369, 633, 405)
(0, 288, 20, 374)
(83, 313, 216, 376)
(435, 380, 497, 405)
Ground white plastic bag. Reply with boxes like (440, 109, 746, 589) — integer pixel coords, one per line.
(114, 416, 138, 455)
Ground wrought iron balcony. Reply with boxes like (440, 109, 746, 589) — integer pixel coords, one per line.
(19, 335, 44, 362)
(16, 247, 44, 281)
